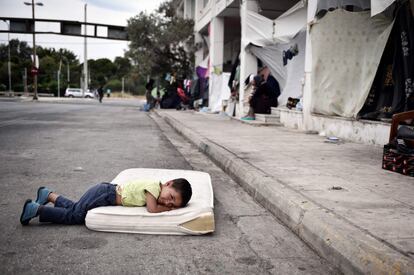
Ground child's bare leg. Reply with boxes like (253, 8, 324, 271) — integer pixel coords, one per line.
(47, 192, 60, 204)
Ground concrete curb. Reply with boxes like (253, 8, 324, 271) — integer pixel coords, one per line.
(156, 111, 414, 275)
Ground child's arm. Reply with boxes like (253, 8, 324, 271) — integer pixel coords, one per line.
(145, 192, 173, 213)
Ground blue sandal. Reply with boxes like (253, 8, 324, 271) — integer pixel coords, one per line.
(20, 199, 39, 225)
(36, 187, 51, 205)
(241, 116, 255, 121)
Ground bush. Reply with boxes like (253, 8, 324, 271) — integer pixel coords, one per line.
(105, 79, 122, 92)
(13, 83, 24, 92)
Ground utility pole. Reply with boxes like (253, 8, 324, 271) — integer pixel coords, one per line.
(57, 59, 62, 98)
(7, 31, 12, 96)
(1, 20, 13, 97)
(67, 61, 70, 85)
(24, 0, 43, 100)
(23, 68, 28, 95)
(122, 77, 124, 97)
(83, 3, 88, 96)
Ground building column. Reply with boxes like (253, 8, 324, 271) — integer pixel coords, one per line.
(302, 0, 315, 131)
(239, 0, 258, 117)
(194, 32, 204, 68)
(208, 16, 224, 104)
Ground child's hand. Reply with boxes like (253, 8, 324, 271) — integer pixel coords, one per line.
(145, 192, 174, 213)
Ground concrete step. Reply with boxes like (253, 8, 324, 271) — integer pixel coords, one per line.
(271, 107, 281, 117)
(255, 113, 280, 124)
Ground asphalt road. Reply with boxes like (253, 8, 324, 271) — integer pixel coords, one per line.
(0, 99, 338, 274)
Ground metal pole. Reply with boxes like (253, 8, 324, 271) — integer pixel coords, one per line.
(67, 61, 70, 83)
(3, 20, 13, 97)
(122, 77, 124, 97)
(83, 3, 88, 96)
(32, 0, 38, 100)
(57, 59, 61, 98)
(24, 67, 28, 95)
(57, 70, 60, 98)
(7, 24, 14, 96)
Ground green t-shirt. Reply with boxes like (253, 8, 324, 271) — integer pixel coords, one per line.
(119, 180, 161, 207)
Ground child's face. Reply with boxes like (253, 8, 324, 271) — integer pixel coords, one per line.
(158, 181, 183, 208)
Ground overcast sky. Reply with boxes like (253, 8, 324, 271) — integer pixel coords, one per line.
(0, 0, 165, 61)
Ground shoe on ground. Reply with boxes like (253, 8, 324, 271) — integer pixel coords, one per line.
(36, 186, 51, 205)
(241, 116, 255, 121)
(20, 199, 39, 225)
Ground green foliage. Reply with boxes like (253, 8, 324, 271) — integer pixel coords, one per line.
(105, 79, 122, 91)
(126, 0, 195, 80)
(0, 37, 137, 95)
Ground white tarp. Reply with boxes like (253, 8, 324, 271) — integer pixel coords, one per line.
(209, 72, 231, 113)
(310, 9, 394, 118)
(249, 30, 306, 106)
(249, 44, 286, 89)
(243, 10, 274, 47)
(308, 0, 370, 22)
(278, 30, 306, 105)
(247, 1, 307, 106)
(274, 0, 307, 43)
(308, 0, 396, 21)
(371, 0, 396, 16)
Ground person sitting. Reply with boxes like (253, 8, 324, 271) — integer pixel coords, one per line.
(251, 75, 273, 114)
(242, 74, 278, 120)
(259, 66, 280, 108)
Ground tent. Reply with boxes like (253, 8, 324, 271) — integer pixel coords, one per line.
(245, 1, 307, 106)
(310, 9, 394, 117)
(209, 73, 231, 113)
(307, 0, 397, 21)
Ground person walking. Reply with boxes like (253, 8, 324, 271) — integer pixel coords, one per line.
(98, 86, 104, 103)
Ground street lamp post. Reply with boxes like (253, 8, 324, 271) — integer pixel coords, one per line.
(1, 20, 12, 97)
(83, 3, 88, 97)
(24, 0, 43, 100)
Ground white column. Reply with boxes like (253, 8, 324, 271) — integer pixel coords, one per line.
(208, 16, 224, 105)
(194, 32, 204, 68)
(302, 0, 315, 131)
(239, 0, 258, 117)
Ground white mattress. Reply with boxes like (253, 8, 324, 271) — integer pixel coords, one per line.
(85, 168, 215, 235)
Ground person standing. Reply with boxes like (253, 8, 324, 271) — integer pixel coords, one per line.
(98, 86, 104, 103)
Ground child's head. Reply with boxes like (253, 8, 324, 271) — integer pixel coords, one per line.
(158, 178, 192, 208)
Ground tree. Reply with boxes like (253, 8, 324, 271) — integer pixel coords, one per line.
(88, 58, 117, 87)
(126, 0, 195, 80)
(114, 56, 131, 79)
(0, 39, 32, 91)
(0, 38, 139, 94)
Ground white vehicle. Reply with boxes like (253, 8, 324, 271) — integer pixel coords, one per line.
(64, 88, 95, 98)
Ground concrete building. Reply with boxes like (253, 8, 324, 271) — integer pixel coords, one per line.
(177, 0, 413, 146)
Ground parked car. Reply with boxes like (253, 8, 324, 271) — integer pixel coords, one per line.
(64, 88, 95, 98)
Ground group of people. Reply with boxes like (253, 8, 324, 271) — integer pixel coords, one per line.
(143, 64, 280, 117)
(242, 66, 281, 120)
(144, 76, 205, 112)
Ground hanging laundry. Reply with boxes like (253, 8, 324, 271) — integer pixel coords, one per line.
(283, 44, 299, 66)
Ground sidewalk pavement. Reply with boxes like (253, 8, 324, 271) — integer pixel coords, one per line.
(155, 109, 414, 275)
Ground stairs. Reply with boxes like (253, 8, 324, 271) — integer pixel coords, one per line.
(235, 107, 282, 126)
(255, 113, 280, 124)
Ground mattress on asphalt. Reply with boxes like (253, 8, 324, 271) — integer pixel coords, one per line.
(85, 168, 215, 235)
